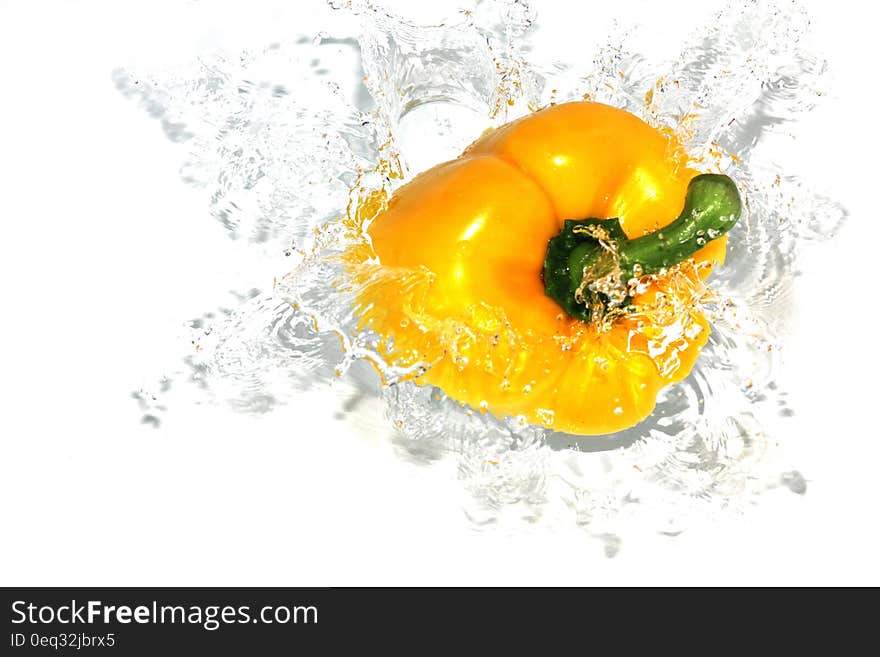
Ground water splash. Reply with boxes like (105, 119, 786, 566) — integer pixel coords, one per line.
(119, 0, 845, 549)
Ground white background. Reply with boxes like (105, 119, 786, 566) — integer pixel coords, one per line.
(1, 0, 878, 585)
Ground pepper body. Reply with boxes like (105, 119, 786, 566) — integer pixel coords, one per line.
(355, 101, 730, 435)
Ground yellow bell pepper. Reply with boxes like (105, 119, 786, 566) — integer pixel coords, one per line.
(348, 101, 741, 435)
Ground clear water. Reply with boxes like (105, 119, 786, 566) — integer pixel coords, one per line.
(119, 0, 845, 547)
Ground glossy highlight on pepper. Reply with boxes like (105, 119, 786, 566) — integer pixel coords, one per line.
(347, 101, 740, 435)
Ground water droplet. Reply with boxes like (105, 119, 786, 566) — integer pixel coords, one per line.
(781, 471, 807, 495)
(536, 408, 555, 425)
(601, 534, 621, 558)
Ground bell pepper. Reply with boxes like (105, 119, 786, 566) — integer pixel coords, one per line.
(349, 101, 741, 435)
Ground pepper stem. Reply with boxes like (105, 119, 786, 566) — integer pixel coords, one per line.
(543, 173, 742, 322)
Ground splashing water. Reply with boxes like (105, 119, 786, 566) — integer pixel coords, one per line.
(119, 0, 844, 547)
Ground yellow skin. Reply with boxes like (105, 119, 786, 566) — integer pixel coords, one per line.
(351, 101, 727, 435)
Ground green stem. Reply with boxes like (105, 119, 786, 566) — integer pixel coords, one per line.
(543, 174, 742, 322)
